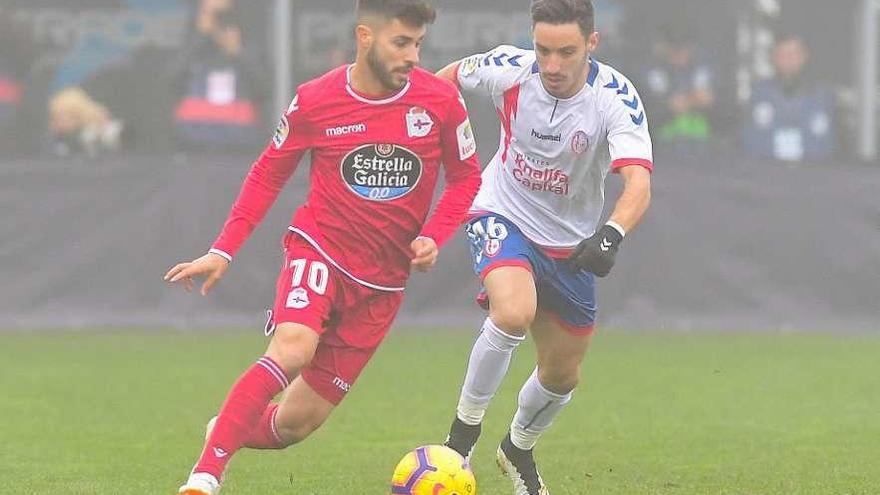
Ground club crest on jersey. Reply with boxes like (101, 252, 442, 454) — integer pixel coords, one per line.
(571, 130, 589, 154)
(340, 144, 423, 201)
(272, 115, 289, 149)
(406, 107, 434, 138)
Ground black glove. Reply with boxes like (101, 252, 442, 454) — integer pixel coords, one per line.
(568, 224, 624, 277)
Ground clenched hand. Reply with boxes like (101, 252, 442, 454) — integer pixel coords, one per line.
(410, 237, 438, 273)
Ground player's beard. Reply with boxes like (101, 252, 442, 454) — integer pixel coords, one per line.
(366, 44, 410, 92)
(541, 58, 589, 99)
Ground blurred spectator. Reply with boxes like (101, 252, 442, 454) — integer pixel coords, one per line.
(0, 56, 24, 131)
(47, 87, 124, 157)
(29, 1, 191, 155)
(0, 15, 40, 152)
(189, 0, 236, 42)
(641, 26, 716, 145)
(744, 34, 835, 163)
(171, 5, 266, 150)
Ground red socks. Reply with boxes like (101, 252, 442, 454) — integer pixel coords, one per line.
(244, 403, 286, 449)
(194, 357, 290, 479)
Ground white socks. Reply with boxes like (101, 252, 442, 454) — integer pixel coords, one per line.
(510, 368, 573, 451)
(457, 319, 575, 451)
(457, 317, 525, 426)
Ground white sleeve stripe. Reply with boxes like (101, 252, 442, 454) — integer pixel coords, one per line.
(208, 248, 233, 262)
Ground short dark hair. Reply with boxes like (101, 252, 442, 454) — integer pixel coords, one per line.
(530, 0, 595, 38)
(356, 0, 437, 27)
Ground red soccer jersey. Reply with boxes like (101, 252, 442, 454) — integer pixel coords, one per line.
(210, 65, 482, 290)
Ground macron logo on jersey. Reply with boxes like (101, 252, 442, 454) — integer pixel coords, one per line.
(326, 123, 367, 138)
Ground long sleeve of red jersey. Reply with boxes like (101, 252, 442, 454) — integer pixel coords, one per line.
(211, 97, 312, 260)
(419, 95, 482, 247)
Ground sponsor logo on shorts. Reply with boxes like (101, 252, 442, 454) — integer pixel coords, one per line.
(484, 238, 502, 257)
(340, 144, 423, 201)
(286, 287, 310, 309)
(332, 376, 351, 392)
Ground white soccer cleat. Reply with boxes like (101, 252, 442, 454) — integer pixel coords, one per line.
(178, 472, 221, 495)
(496, 434, 549, 495)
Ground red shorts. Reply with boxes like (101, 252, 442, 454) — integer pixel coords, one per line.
(267, 233, 405, 405)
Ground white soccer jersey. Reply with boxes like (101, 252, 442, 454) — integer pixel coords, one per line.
(457, 45, 653, 250)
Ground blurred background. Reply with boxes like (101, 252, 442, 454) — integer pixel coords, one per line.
(0, 0, 878, 331)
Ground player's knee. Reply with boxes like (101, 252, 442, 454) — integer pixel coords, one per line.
(538, 365, 580, 395)
(490, 307, 535, 336)
(270, 324, 319, 372)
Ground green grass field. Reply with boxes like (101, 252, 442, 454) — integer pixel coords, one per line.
(1, 329, 878, 495)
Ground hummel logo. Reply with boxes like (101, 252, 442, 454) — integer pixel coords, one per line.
(531, 129, 562, 142)
(213, 447, 229, 458)
(600, 238, 612, 252)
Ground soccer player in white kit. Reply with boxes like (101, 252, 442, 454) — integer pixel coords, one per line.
(436, 1, 653, 493)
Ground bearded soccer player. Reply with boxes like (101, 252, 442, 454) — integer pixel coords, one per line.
(163, 1, 481, 493)
(435, 1, 653, 493)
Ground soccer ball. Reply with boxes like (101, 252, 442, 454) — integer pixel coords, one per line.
(390, 444, 476, 495)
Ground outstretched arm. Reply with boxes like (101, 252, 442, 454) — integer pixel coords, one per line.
(163, 146, 306, 294)
(164, 93, 311, 294)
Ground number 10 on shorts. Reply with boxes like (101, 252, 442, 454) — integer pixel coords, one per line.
(286, 258, 329, 309)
